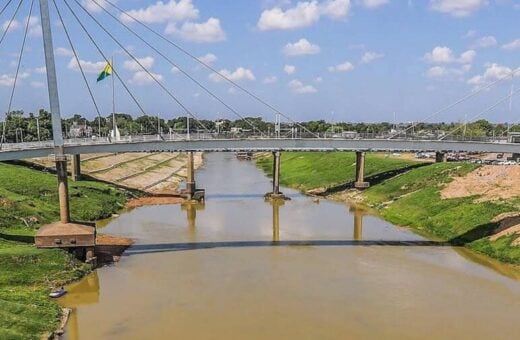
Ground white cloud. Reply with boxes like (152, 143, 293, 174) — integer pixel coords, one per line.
(27, 16, 41, 37)
(171, 66, 180, 73)
(426, 64, 471, 79)
(257, 0, 351, 31)
(321, 0, 352, 18)
(67, 58, 106, 73)
(165, 18, 226, 43)
(120, 0, 198, 24)
(473, 35, 497, 48)
(30, 81, 45, 88)
(360, 51, 384, 64)
(283, 38, 321, 56)
(424, 46, 454, 63)
(197, 53, 217, 65)
(0, 74, 16, 87)
(467, 63, 518, 87)
(2, 16, 40, 36)
(2, 20, 20, 32)
(33, 66, 46, 74)
(315, 76, 323, 82)
(123, 56, 155, 71)
(357, 0, 389, 9)
(81, 0, 116, 13)
(263, 75, 278, 83)
(430, 0, 488, 17)
(288, 79, 317, 94)
(209, 67, 255, 82)
(129, 71, 163, 85)
(502, 39, 520, 51)
(328, 60, 354, 72)
(55, 47, 73, 57)
(426, 66, 448, 78)
(462, 29, 477, 39)
(458, 49, 476, 64)
(284, 64, 296, 75)
(424, 46, 476, 64)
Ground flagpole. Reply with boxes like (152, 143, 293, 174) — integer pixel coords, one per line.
(111, 56, 115, 139)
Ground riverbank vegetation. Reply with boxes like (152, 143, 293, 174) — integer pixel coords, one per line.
(257, 152, 520, 265)
(0, 162, 129, 339)
(256, 152, 419, 191)
(2, 108, 514, 142)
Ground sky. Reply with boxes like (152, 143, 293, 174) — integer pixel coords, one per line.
(0, 0, 519, 123)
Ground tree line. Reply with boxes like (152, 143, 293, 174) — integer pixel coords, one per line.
(0, 109, 517, 143)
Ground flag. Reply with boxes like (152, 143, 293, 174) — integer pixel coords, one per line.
(97, 62, 112, 82)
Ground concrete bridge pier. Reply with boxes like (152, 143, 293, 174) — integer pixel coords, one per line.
(354, 151, 370, 189)
(185, 151, 196, 200)
(70, 154, 81, 181)
(265, 151, 288, 200)
(435, 152, 447, 163)
(272, 151, 281, 195)
(183, 152, 205, 201)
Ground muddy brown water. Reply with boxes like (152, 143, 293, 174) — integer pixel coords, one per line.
(59, 153, 520, 339)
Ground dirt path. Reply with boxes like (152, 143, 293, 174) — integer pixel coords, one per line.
(441, 165, 520, 202)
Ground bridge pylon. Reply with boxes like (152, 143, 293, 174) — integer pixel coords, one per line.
(35, 0, 95, 263)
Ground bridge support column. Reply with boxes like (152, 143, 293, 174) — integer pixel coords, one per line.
(70, 154, 81, 181)
(186, 151, 196, 200)
(265, 151, 288, 200)
(435, 152, 447, 163)
(272, 151, 281, 195)
(354, 151, 370, 189)
(56, 150, 70, 224)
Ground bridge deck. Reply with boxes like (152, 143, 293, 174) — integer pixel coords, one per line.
(0, 138, 518, 161)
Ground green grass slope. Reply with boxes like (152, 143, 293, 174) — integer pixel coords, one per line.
(256, 152, 418, 191)
(0, 162, 127, 236)
(0, 162, 129, 339)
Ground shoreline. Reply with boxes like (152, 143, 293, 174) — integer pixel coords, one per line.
(254, 152, 520, 272)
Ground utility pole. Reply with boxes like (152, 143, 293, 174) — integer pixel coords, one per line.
(187, 114, 190, 140)
(40, 0, 70, 223)
(157, 114, 161, 137)
(36, 117, 40, 141)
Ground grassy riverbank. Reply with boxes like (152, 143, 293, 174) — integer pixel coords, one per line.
(256, 152, 419, 191)
(257, 152, 520, 265)
(0, 162, 129, 339)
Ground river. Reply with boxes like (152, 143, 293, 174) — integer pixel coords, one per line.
(60, 153, 520, 339)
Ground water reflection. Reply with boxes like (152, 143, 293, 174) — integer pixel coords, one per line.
(270, 199, 284, 242)
(59, 271, 100, 340)
(181, 201, 205, 241)
(349, 206, 365, 241)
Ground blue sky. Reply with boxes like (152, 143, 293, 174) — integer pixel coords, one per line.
(0, 0, 519, 123)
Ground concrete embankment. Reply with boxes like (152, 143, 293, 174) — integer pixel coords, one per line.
(30, 151, 204, 194)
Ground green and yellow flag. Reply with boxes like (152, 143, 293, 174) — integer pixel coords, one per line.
(96, 62, 112, 82)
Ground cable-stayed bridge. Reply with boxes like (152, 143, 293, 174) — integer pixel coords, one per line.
(0, 0, 519, 254)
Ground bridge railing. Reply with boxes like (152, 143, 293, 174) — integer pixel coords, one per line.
(0, 133, 513, 154)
